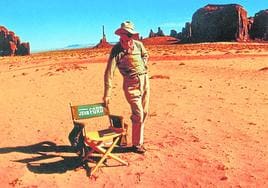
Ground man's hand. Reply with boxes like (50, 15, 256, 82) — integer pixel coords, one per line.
(103, 96, 110, 107)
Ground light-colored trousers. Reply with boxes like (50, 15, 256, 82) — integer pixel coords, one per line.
(123, 74, 150, 146)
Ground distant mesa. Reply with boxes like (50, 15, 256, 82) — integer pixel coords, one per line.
(142, 36, 179, 45)
(171, 4, 268, 43)
(66, 44, 83, 48)
(0, 26, 30, 56)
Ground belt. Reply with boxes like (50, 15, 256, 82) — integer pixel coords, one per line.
(128, 72, 147, 78)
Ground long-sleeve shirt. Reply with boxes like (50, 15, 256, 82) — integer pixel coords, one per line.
(104, 40, 149, 98)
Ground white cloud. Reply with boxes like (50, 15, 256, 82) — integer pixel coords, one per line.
(159, 22, 186, 28)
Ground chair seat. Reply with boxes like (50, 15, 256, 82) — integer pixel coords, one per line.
(85, 128, 122, 141)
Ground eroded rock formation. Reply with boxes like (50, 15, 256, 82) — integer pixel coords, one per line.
(149, 27, 165, 37)
(250, 10, 268, 40)
(191, 4, 249, 42)
(0, 26, 30, 56)
(171, 4, 268, 43)
(177, 22, 192, 42)
(94, 25, 112, 48)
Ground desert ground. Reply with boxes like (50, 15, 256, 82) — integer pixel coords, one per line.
(0, 42, 267, 187)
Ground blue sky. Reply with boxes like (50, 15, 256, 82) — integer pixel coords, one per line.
(0, 0, 267, 51)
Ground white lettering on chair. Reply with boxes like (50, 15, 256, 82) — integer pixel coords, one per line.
(79, 106, 104, 117)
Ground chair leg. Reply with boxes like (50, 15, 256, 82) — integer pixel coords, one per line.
(95, 144, 128, 165)
(107, 153, 128, 165)
(90, 137, 128, 176)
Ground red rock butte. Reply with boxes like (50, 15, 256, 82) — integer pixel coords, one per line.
(0, 26, 30, 56)
(171, 4, 268, 43)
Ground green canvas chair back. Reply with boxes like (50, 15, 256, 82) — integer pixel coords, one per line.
(70, 103, 109, 120)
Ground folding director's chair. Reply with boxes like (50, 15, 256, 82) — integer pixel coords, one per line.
(69, 102, 128, 176)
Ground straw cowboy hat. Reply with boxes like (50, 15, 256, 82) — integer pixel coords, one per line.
(115, 21, 139, 38)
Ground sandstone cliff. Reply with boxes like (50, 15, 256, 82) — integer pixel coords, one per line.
(0, 26, 30, 56)
(173, 4, 268, 43)
(250, 9, 268, 40)
(191, 4, 249, 42)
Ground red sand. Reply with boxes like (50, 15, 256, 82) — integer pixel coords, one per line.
(0, 42, 267, 187)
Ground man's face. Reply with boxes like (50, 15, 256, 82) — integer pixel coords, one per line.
(120, 34, 133, 50)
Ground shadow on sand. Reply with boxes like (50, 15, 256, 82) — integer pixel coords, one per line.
(0, 141, 132, 175)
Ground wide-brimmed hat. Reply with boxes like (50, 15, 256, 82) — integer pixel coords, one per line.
(115, 21, 139, 38)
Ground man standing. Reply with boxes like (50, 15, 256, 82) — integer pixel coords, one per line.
(103, 21, 149, 154)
